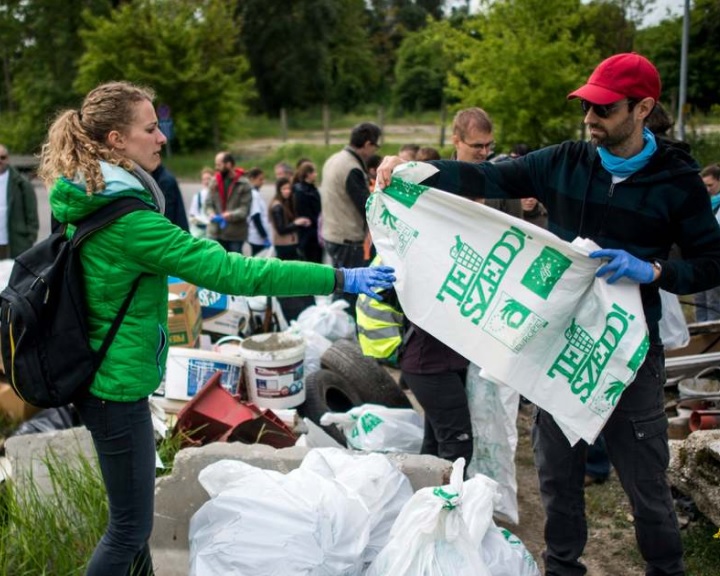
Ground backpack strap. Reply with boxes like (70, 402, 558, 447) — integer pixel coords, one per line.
(73, 197, 153, 246)
(71, 197, 153, 369)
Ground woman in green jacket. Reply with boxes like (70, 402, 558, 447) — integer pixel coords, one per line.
(37, 81, 394, 576)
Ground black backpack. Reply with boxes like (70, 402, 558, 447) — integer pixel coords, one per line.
(0, 197, 151, 407)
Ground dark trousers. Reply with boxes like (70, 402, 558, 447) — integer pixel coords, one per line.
(275, 244, 300, 261)
(249, 243, 267, 256)
(402, 369, 472, 471)
(74, 394, 156, 576)
(325, 240, 365, 313)
(218, 239, 244, 254)
(532, 345, 683, 576)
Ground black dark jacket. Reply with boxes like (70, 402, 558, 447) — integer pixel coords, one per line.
(424, 140, 720, 343)
(151, 165, 189, 231)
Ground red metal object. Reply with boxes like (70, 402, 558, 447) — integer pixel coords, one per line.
(174, 371, 297, 448)
(689, 410, 720, 432)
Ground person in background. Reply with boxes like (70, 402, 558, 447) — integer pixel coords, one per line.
(150, 163, 188, 231)
(694, 163, 720, 321)
(269, 176, 310, 260)
(376, 52, 720, 576)
(521, 197, 548, 229)
(274, 161, 293, 181)
(37, 80, 395, 576)
(398, 143, 420, 162)
(292, 161, 322, 263)
(246, 167, 272, 256)
(205, 152, 252, 254)
(320, 122, 382, 307)
(0, 143, 38, 258)
(451, 108, 523, 219)
(188, 167, 212, 238)
(416, 146, 441, 161)
(364, 154, 384, 265)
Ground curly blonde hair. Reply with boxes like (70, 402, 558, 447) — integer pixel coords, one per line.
(38, 81, 156, 194)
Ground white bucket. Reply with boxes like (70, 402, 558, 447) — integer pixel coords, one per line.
(165, 347, 244, 401)
(239, 332, 306, 409)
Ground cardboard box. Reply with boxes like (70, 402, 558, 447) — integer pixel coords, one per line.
(0, 381, 40, 422)
(198, 289, 251, 336)
(168, 280, 202, 347)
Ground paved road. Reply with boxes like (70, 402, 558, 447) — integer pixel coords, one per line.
(34, 179, 276, 239)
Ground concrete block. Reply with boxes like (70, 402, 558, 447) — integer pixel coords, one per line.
(5, 427, 96, 496)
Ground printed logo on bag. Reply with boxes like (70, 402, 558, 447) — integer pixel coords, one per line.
(483, 293, 548, 352)
(366, 196, 418, 257)
(547, 304, 635, 404)
(382, 176, 429, 208)
(350, 411, 384, 439)
(521, 246, 572, 300)
(472, 441, 502, 477)
(437, 230, 526, 325)
(432, 486, 459, 509)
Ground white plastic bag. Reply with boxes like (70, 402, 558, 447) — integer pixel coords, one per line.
(320, 404, 423, 453)
(658, 289, 689, 350)
(466, 365, 519, 524)
(288, 321, 332, 376)
(300, 448, 414, 563)
(481, 526, 541, 576)
(369, 163, 648, 444)
(366, 459, 492, 576)
(189, 459, 369, 576)
(296, 299, 357, 341)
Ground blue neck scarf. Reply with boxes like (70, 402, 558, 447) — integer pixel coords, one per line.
(597, 127, 657, 178)
(711, 194, 720, 213)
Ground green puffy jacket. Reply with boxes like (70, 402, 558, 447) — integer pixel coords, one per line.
(49, 164, 335, 402)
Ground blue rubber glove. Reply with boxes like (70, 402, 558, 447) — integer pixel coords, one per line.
(263, 237, 272, 249)
(211, 214, 227, 230)
(341, 265, 396, 301)
(589, 249, 654, 284)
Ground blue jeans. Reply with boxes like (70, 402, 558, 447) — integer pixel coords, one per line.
(532, 345, 683, 576)
(74, 394, 156, 576)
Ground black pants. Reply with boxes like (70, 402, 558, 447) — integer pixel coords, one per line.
(401, 369, 472, 471)
(74, 394, 156, 576)
(532, 345, 683, 576)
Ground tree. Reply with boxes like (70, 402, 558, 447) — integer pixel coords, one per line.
(77, 0, 253, 150)
(445, 0, 600, 147)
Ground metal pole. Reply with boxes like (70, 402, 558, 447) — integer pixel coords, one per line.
(677, 0, 690, 141)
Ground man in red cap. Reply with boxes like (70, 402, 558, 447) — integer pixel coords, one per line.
(376, 53, 719, 575)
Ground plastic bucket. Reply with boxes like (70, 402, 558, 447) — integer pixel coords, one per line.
(165, 347, 244, 401)
(239, 332, 306, 409)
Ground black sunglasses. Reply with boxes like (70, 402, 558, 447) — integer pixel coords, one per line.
(0, 155, 7, 160)
(580, 99, 637, 119)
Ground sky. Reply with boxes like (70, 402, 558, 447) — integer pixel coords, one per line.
(447, 0, 687, 28)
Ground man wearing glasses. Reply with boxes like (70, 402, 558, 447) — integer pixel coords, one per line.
(451, 107, 523, 218)
(376, 53, 720, 575)
(0, 144, 38, 259)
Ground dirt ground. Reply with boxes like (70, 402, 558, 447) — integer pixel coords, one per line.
(506, 405, 645, 576)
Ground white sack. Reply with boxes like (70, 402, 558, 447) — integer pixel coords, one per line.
(368, 164, 649, 444)
(296, 299, 357, 341)
(466, 365, 519, 524)
(658, 289, 689, 350)
(320, 404, 423, 453)
(300, 448, 414, 563)
(189, 459, 369, 576)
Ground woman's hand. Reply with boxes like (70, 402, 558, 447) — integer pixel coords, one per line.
(294, 217, 311, 227)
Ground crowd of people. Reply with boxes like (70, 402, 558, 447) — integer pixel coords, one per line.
(2, 50, 720, 576)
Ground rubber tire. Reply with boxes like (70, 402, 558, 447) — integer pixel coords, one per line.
(299, 369, 364, 445)
(320, 338, 411, 408)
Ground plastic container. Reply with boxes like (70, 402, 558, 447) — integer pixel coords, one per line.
(239, 332, 306, 409)
(678, 366, 720, 399)
(165, 347, 244, 401)
(689, 410, 720, 432)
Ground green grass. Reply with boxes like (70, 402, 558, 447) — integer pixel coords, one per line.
(683, 516, 720, 575)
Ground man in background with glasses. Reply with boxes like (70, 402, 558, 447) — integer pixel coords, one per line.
(0, 144, 38, 259)
(376, 53, 720, 576)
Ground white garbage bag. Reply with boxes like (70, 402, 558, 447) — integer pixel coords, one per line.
(481, 526, 541, 576)
(320, 404, 423, 453)
(366, 459, 492, 576)
(189, 459, 369, 576)
(300, 448, 414, 563)
(296, 299, 357, 341)
(466, 365, 519, 524)
(658, 289, 689, 350)
(369, 163, 648, 444)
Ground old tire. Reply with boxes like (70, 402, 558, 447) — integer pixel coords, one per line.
(299, 369, 363, 445)
(321, 338, 411, 408)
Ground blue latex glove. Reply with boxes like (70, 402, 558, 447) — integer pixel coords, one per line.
(263, 237, 272, 249)
(211, 214, 227, 230)
(341, 265, 396, 301)
(589, 249, 654, 284)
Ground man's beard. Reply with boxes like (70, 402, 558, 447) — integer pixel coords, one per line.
(589, 114, 635, 149)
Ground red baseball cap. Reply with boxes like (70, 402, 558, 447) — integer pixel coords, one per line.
(567, 53, 661, 105)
